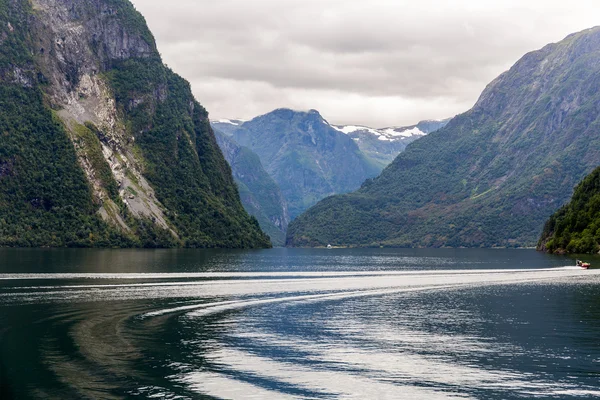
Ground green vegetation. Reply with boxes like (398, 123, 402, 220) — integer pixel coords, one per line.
(106, 58, 271, 248)
(538, 166, 600, 254)
(288, 27, 600, 248)
(0, 84, 180, 248)
(0, 1, 131, 247)
(0, 85, 134, 247)
(73, 122, 120, 200)
(0, 0, 270, 248)
(0, 0, 32, 70)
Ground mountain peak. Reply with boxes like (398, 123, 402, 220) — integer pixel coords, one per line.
(262, 108, 324, 120)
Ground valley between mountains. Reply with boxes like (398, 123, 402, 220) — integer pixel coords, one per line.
(0, 0, 599, 254)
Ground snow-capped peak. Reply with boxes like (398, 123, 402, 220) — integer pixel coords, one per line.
(332, 124, 428, 141)
(332, 125, 382, 136)
(381, 126, 427, 138)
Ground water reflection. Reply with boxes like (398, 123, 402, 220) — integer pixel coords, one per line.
(0, 247, 585, 275)
(1, 249, 600, 399)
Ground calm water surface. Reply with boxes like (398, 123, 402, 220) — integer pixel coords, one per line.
(1, 248, 600, 399)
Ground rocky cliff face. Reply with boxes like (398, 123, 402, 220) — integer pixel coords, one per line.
(0, 0, 270, 248)
(32, 0, 170, 233)
(288, 27, 600, 248)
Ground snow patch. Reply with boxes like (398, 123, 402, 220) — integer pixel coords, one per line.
(332, 123, 429, 141)
(383, 127, 426, 138)
(333, 125, 382, 136)
(216, 119, 240, 126)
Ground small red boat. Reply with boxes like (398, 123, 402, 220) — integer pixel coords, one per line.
(576, 260, 591, 269)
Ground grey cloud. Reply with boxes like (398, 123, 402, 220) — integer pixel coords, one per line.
(130, 0, 600, 126)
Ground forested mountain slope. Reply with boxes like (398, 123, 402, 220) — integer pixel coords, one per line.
(288, 27, 600, 248)
(0, 0, 270, 248)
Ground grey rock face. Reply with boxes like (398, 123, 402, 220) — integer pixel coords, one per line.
(30, 0, 173, 236)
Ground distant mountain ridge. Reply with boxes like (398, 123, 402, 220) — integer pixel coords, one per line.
(213, 119, 247, 136)
(287, 26, 600, 248)
(214, 117, 449, 169)
(212, 110, 447, 221)
(331, 119, 450, 167)
(213, 108, 382, 219)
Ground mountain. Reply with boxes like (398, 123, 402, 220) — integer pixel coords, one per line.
(287, 27, 600, 248)
(212, 114, 448, 225)
(331, 119, 450, 168)
(538, 166, 600, 254)
(214, 129, 289, 246)
(212, 119, 247, 136)
(0, 0, 270, 248)
(213, 109, 381, 219)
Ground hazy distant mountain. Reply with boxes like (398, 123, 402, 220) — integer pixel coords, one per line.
(214, 130, 289, 246)
(331, 119, 450, 168)
(212, 119, 247, 136)
(288, 27, 600, 248)
(213, 109, 381, 219)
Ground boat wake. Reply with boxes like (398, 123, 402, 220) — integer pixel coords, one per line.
(1, 266, 599, 399)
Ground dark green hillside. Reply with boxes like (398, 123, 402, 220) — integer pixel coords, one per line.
(106, 59, 270, 248)
(0, 0, 125, 247)
(0, 85, 126, 247)
(0, 0, 270, 248)
(538, 167, 600, 254)
(288, 27, 600, 248)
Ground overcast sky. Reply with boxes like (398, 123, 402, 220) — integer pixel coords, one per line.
(129, 0, 600, 127)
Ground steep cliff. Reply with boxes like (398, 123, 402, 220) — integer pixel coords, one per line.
(288, 27, 600, 248)
(0, 0, 270, 248)
(214, 129, 289, 246)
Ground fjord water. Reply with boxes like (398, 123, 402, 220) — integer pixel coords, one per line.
(1, 249, 600, 399)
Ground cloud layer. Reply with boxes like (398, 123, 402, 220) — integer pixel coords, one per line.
(130, 0, 600, 127)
